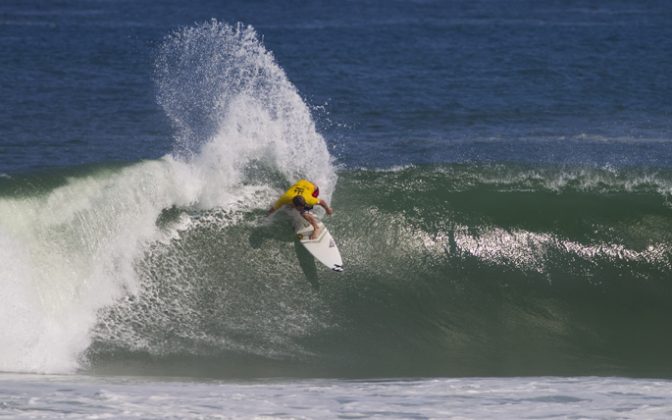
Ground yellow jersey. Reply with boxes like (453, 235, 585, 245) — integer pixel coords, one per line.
(273, 179, 320, 210)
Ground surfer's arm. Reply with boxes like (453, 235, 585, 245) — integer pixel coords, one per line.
(318, 199, 333, 215)
(268, 202, 281, 215)
(268, 195, 291, 215)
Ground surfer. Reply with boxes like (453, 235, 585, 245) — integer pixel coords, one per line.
(268, 179, 333, 240)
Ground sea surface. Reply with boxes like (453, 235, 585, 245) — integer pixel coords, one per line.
(1, 0, 672, 418)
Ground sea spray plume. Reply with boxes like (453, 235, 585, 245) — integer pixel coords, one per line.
(155, 20, 337, 201)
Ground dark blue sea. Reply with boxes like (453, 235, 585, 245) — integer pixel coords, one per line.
(2, 1, 672, 418)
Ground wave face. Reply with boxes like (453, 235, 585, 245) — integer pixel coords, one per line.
(0, 21, 335, 374)
(82, 163, 672, 379)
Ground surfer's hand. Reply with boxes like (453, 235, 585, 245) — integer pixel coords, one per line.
(326, 207, 333, 215)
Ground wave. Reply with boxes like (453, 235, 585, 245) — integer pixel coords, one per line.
(84, 163, 672, 378)
(3, 159, 672, 378)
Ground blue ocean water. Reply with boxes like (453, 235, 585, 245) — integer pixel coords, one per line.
(2, 0, 671, 173)
(2, 1, 672, 417)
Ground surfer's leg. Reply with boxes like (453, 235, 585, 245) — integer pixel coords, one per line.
(302, 212, 321, 240)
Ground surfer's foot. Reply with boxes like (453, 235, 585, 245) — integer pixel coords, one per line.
(310, 227, 321, 240)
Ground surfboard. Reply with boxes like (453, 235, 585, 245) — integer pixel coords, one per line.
(291, 214, 343, 272)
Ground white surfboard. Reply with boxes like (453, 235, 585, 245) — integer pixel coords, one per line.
(291, 214, 343, 272)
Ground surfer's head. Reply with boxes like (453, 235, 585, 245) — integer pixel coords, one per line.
(292, 195, 306, 208)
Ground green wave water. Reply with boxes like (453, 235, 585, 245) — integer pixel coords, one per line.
(79, 163, 672, 379)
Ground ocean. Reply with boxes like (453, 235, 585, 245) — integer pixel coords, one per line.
(1, 0, 672, 418)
